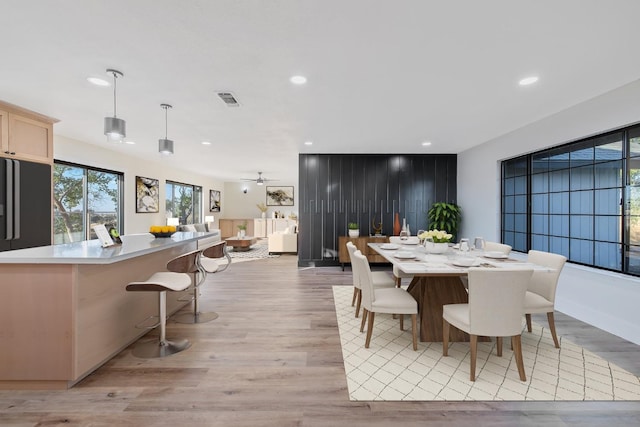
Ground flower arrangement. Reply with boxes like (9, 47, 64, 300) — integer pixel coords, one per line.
(419, 229, 452, 243)
(348, 222, 359, 230)
(256, 202, 268, 213)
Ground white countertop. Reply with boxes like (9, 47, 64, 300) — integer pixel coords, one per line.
(0, 232, 215, 265)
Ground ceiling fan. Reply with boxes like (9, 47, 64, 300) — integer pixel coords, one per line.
(241, 171, 278, 186)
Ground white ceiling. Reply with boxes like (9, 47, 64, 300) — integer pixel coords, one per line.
(2, 1, 640, 184)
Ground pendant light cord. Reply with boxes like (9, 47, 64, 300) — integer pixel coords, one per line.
(112, 71, 118, 118)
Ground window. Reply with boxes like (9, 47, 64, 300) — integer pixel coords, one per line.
(502, 128, 631, 274)
(53, 161, 124, 243)
(166, 180, 202, 224)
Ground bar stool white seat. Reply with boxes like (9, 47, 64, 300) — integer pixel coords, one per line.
(174, 241, 231, 324)
(126, 250, 198, 358)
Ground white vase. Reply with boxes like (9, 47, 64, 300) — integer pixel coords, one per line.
(348, 230, 359, 238)
(427, 242, 449, 254)
(261, 212, 266, 219)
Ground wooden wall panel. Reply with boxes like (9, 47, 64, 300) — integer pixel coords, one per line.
(298, 154, 457, 266)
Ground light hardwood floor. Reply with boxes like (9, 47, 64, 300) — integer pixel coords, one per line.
(1, 255, 639, 426)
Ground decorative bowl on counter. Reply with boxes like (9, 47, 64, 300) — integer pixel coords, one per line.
(149, 225, 177, 238)
(150, 231, 176, 238)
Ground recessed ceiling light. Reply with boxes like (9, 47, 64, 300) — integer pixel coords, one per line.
(519, 76, 539, 86)
(201, 141, 211, 145)
(124, 140, 135, 145)
(87, 76, 110, 86)
(290, 75, 307, 85)
(304, 141, 313, 146)
(422, 141, 432, 146)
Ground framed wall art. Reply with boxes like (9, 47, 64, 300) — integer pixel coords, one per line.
(209, 189, 221, 212)
(266, 186, 294, 206)
(135, 176, 160, 213)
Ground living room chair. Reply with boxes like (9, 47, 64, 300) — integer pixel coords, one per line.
(352, 250, 418, 350)
(346, 241, 395, 317)
(524, 250, 567, 348)
(268, 227, 298, 254)
(443, 267, 533, 381)
(388, 236, 420, 287)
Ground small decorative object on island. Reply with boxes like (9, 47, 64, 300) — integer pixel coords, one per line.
(256, 202, 268, 218)
(419, 229, 452, 253)
(393, 213, 401, 236)
(348, 222, 359, 238)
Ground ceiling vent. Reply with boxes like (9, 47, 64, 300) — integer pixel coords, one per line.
(217, 92, 240, 107)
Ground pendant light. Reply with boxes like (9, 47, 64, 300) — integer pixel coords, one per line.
(158, 104, 174, 155)
(103, 69, 126, 142)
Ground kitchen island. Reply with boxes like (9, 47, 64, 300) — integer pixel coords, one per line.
(0, 231, 219, 390)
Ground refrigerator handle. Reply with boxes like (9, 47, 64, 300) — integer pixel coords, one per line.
(5, 159, 13, 240)
(13, 160, 20, 239)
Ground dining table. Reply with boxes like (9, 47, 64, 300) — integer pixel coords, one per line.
(368, 241, 549, 342)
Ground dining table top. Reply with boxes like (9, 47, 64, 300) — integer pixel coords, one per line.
(367, 242, 552, 276)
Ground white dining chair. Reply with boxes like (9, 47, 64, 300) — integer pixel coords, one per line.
(346, 241, 395, 317)
(460, 241, 512, 291)
(352, 249, 418, 350)
(484, 241, 512, 254)
(443, 267, 533, 381)
(388, 236, 420, 287)
(524, 250, 567, 348)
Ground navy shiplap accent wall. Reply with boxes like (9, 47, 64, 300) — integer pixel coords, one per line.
(298, 154, 457, 266)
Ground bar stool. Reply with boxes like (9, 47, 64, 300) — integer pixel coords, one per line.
(126, 249, 199, 358)
(174, 240, 231, 324)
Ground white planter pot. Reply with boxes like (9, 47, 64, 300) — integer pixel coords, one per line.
(348, 230, 360, 238)
(426, 242, 449, 254)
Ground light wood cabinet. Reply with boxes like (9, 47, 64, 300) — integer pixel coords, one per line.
(0, 101, 57, 164)
(338, 236, 390, 269)
(0, 110, 7, 155)
(219, 219, 255, 239)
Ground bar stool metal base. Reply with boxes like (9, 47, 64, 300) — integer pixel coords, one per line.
(173, 311, 219, 324)
(132, 338, 191, 358)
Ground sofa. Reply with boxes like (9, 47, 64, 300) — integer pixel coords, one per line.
(178, 223, 221, 248)
(268, 226, 298, 254)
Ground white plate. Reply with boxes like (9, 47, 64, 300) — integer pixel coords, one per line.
(394, 251, 416, 259)
(401, 240, 419, 245)
(380, 243, 399, 250)
(452, 259, 481, 267)
(484, 252, 508, 259)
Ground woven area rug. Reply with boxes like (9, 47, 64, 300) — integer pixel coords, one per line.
(226, 239, 279, 263)
(333, 285, 640, 401)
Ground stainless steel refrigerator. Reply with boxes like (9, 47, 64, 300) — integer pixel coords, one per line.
(0, 157, 52, 252)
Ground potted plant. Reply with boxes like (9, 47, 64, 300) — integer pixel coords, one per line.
(348, 222, 359, 238)
(427, 202, 461, 241)
(256, 202, 268, 218)
(418, 229, 453, 253)
(237, 221, 247, 238)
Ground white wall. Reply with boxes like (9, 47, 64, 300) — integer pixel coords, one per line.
(54, 136, 225, 233)
(458, 78, 640, 344)
(223, 181, 299, 219)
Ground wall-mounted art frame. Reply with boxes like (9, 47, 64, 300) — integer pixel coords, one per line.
(135, 176, 159, 213)
(266, 186, 294, 206)
(209, 189, 221, 212)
